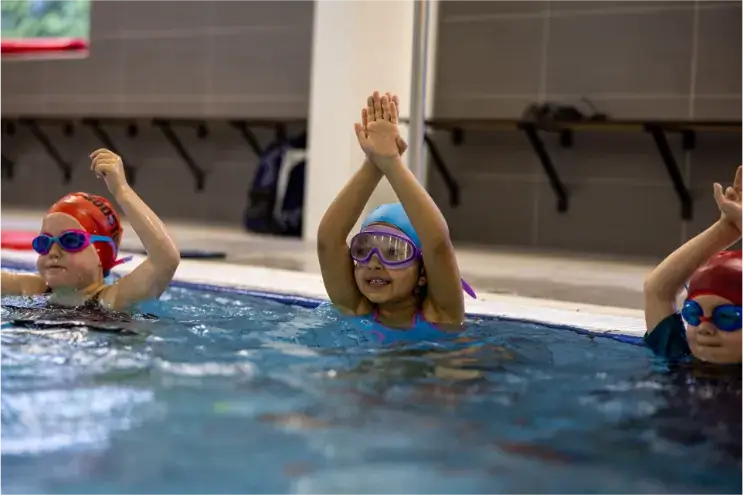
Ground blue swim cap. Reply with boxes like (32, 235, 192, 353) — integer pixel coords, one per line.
(361, 203, 421, 248)
(360, 202, 477, 299)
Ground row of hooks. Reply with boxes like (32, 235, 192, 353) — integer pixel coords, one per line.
(1, 117, 307, 191)
(400, 117, 742, 219)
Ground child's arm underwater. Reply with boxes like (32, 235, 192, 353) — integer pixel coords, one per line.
(90, 149, 181, 311)
(318, 94, 407, 315)
(643, 167, 742, 333)
(359, 92, 465, 324)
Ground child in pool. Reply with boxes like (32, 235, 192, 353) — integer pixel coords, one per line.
(643, 165, 742, 364)
(1, 149, 180, 312)
(317, 91, 475, 340)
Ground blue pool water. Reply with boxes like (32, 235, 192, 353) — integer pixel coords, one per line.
(1, 274, 741, 494)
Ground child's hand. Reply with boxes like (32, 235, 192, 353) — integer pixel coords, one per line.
(90, 148, 128, 194)
(360, 92, 408, 156)
(714, 165, 742, 233)
(355, 91, 401, 167)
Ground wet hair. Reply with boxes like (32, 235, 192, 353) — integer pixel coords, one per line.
(414, 261, 428, 306)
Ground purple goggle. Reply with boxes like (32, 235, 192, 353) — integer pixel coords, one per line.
(350, 227, 420, 269)
(350, 226, 477, 299)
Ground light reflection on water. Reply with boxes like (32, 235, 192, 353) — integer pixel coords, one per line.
(1, 286, 740, 494)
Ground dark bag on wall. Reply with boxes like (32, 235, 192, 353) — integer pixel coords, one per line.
(522, 98, 608, 124)
(244, 133, 307, 237)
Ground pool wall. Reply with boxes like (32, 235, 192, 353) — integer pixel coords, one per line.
(1, 249, 647, 345)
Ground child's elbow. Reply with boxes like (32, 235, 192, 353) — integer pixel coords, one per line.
(317, 220, 341, 254)
(643, 272, 676, 302)
(161, 249, 181, 275)
(317, 215, 335, 241)
(642, 273, 660, 298)
(642, 274, 654, 294)
(429, 235, 454, 257)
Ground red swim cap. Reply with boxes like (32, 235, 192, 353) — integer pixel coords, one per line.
(687, 250, 742, 305)
(47, 192, 124, 275)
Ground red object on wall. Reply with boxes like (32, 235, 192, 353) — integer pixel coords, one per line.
(1, 230, 37, 251)
(1, 38, 88, 58)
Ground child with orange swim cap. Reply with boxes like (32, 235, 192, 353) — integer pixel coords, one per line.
(643, 166, 742, 364)
(2, 149, 180, 311)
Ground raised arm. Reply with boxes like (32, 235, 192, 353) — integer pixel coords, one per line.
(359, 92, 464, 323)
(644, 174, 741, 333)
(90, 150, 180, 311)
(318, 94, 407, 315)
(644, 220, 739, 332)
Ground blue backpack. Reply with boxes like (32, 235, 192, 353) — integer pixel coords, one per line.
(244, 133, 306, 237)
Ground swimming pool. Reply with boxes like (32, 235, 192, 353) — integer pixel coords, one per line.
(1, 257, 741, 494)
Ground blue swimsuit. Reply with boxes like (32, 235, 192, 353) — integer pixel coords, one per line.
(344, 308, 459, 346)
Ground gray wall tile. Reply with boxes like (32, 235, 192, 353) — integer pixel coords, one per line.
(434, 96, 539, 120)
(209, 29, 311, 102)
(694, 99, 742, 120)
(544, 132, 683, 183)
(2, 0, 740, 260)
(425, 131, 539, 177)
(88, 0, 129, 39)
(429, 0, 740, 257)
(112, 1, 212, 33)
(2, 0, 313, 119)
(2, 1, 312, 230)
(429, 172, 537, 247)
(549, 1, 690, 13)
(435, 18, 544, 117)
(121, 37, 209, 99)
(1, 60, 44, 96)
(704, 1, 743, 5)
(41, 39, 124, 101)
(440, 1, 547, 18)
(694, 3, 741, 98)
(210, 1, 314, 28)
(536, 182, 682, 256)
(564, 98, 692, 120)
(436, 17, 545, 96)
(545, 9, 694, 97)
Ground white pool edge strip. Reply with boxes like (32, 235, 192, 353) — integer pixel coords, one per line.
(1, 249, 648, 338)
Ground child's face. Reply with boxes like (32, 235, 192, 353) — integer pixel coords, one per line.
(35, 213, 103, 290)
(686, 294, 742, 364)
(354, 251, 423, 305)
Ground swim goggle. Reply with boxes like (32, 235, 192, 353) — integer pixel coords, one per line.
(350, 227, 420, 269)
(32, 229, 118, 256)
(681, 299, 742, 332)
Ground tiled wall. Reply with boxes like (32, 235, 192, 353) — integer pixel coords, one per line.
(2, 1, 741, 258)
(1, 1, 313, 224)
(427, 0, 742, 258)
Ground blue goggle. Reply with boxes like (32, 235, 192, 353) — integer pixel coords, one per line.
(32, 230, 116, 256)
(681, 300, 742, 332)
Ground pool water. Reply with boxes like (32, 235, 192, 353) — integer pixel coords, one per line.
(1, 282, 741, 494)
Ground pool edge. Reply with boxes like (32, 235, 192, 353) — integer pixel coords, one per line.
(0, 249, 647, 346)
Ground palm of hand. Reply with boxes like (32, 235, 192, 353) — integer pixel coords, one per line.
(363, 120, 400, 159)
(713, 165, 743, 233)
(715, 166, 742, 229)
(724, 191, 741, 216)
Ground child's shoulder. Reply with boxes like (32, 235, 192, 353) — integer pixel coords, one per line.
(644, 312, 691, 360)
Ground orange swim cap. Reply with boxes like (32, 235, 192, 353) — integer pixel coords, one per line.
(47, 192, 124, 275)
(687, 250, 742, 306)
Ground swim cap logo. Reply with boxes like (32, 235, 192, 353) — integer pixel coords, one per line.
(80, 192, 122, 244)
